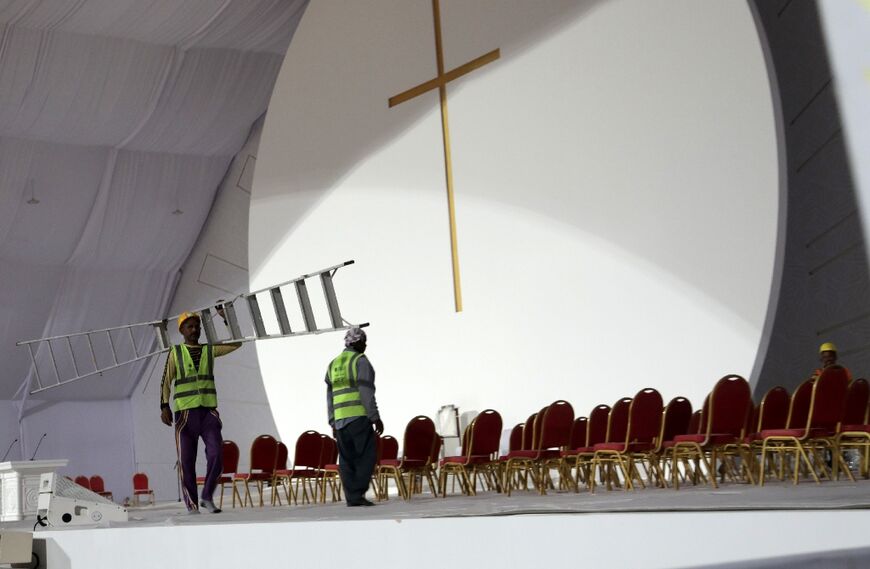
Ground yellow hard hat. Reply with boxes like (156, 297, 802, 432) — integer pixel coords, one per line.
(177, 311, 200, 331)
(819, 342, 837, 354)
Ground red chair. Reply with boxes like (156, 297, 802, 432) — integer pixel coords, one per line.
(373, 435, 399, 500)
(88, 475, 113, 501)
(652, 396, 693, 486)
(503, 400, 574, 496)
(377, 416, 440, 500)
(439, 409, 503, 496)
(589, 389, 662, 493)
(671, 375, 752, 489)
(759, 367, 851, 484)
(836, 378, 869, 479)
(742, 387, 789, 479)
(195, 440, 239, 508)
(132, 472, 154, 506)
(562, 404, 610, 491)
(274, 431, 321, 505)
(232, 434, 278, 507)
(269, 441, 289, 506)
(319, 435, 341, 503)
(74, 475, 91, 490)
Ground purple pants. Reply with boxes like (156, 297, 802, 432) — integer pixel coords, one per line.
(174, 407, 223, 511)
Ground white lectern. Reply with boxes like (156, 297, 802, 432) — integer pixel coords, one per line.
(0, 460, 68, 522)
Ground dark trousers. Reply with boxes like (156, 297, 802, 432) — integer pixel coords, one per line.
(335, 417, 376, 504)
(175, 407, 223, 510)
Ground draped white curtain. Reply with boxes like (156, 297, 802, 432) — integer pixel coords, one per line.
(0, 0, 309, 401)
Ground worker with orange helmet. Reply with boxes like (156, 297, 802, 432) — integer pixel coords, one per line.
(159, 308, 241, 514)
(811, 342, 852, 381)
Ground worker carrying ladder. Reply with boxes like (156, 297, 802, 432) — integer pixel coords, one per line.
(17, 260, 366, 395)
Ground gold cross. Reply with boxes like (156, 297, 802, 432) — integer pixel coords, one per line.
(389, 0, 500, 313)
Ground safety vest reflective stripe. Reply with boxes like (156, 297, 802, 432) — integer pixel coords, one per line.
(329, 351, 367, 421)
(172, 344, 217, 411)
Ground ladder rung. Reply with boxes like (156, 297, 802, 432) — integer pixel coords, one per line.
(223, 301, 243, 340)
(246, 295, 267, 338)
(270, 287, 292, 335)
(320, 272, 343, 329)
(201, 309, 217, 343)
(153, 321, 170, 351)
(295, 280, 316, 332)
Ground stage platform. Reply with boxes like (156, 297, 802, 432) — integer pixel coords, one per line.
(13, 480, 870, 568)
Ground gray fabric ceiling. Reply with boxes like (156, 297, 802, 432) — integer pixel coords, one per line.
(0, 0, 308, 400)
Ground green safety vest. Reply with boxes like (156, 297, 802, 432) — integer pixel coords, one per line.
(328, 351, 368, 421)
(172, 344, 216, 411)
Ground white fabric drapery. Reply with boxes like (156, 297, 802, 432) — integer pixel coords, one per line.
(0, 0, 309, 401)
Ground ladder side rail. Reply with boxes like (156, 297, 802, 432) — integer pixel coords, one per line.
(246, 260, 355, 298)
(29, 347, 171, 395)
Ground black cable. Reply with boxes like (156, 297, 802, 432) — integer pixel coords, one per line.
(33, 514, 47, 531)
(30, 551, 40, 569)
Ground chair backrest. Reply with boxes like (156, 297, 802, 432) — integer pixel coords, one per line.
(605, 398, 632, 443)
(587, 405, 611, 447)
(275, 441, 289, 470)
(625, 388, 663, 445)
(292, 431, 322, 470)
(380, 435, 399, 461)
(250, 434, 279, 473)
(660, 397, 693, 444)
(132, 472, 149, 491)
(319, 435, 338, 467)
(222, 440, 240, 474)
(538, 400, 574, 449)
(508, 423, 524, 452)
(843, 378, 869, 425)
(521, 412, 538, 450)
(757, 386, 789, 432)
(467, 409, 503, 457)
(403, 416, 438, 462)
(705, 375, 752, 438)
(74, 475, 90, 489)
(807, 366, 850, 432)
(569, 417, 588, 449)
(786, 379, 814, 429)
(698, 394, 710, 433)
(88, 475, 105, 493)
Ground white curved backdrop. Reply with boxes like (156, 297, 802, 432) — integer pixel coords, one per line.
(249, 0, 778, 442)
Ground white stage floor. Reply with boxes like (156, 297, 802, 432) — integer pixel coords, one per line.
(10, 480, 870, 568)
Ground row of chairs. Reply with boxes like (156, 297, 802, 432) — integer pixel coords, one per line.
(69, 473, 155, 506)
(198, 431, 341, 509)
(71, 475, 113, 500)
(166, 368, 869, 507)
(374, 368, 868, 500)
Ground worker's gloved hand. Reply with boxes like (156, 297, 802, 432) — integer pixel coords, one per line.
(160, 407, 173, 426)
(373, 419, 384, 436)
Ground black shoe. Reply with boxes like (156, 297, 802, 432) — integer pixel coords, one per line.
(347, 498, 376, 507)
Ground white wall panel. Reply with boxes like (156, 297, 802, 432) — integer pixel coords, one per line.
(250, 0, 779, 440)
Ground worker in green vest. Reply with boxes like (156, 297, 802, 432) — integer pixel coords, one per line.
(326, 327, 383, 506)
(160, 309, 241, 514)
